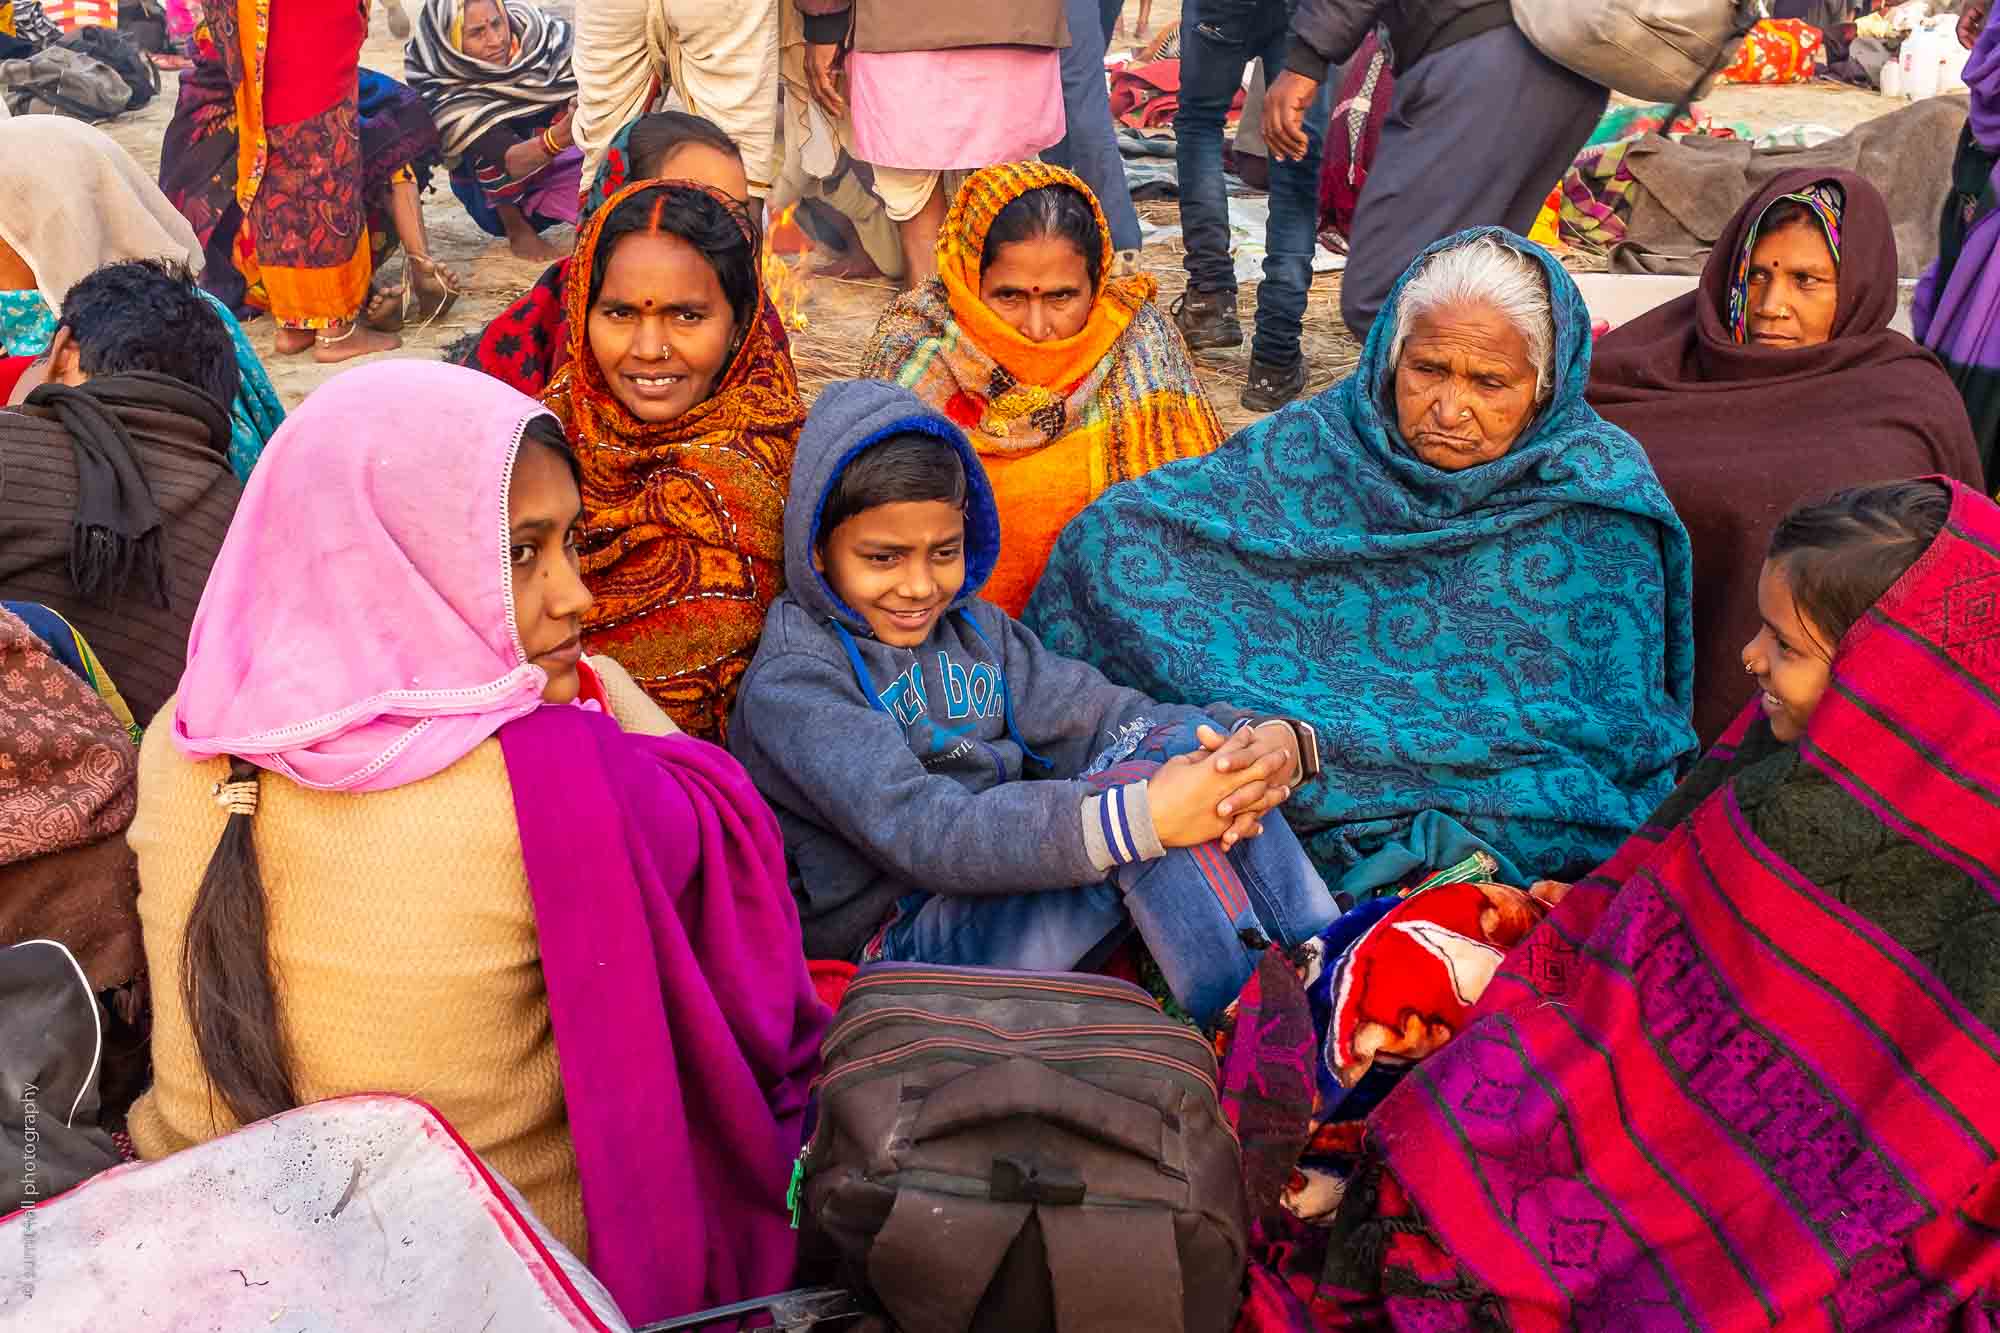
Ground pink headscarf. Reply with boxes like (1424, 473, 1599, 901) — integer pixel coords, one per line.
(173, 361, 559, 791)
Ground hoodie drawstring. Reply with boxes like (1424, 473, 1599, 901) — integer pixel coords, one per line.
(955, 610, 1051, 771)
(828, 619, 890, 714)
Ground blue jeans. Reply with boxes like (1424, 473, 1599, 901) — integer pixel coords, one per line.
(873, 721, 1339, 1025)
(1048, 0, 1144, 252)
(1173, 0, 1330, 367)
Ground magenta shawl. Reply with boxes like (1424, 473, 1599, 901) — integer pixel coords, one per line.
(1316, 478, 2000, 1329)
(498, 704, 828, 1326)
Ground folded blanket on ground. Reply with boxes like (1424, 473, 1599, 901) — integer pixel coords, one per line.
(1613, 94, 1968, 276)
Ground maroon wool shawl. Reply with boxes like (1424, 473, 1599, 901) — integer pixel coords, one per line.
(1587, 167, 1982, 746)
(1312, 478, 2000, 1330)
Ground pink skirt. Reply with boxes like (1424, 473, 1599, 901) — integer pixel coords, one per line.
(847, 47, 1065, 171)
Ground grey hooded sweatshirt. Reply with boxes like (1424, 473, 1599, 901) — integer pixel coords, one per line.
(728, 380, 1228, 960)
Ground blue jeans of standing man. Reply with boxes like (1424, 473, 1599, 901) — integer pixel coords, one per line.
(1048, 0, 1145, 252)
(871, 719, 1339, 1025)
(1174, 0, 1329, 368)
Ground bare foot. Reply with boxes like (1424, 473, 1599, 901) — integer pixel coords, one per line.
(507, 231, 566, 263)
(311, 321, 401, 363)
(274, 327, 314, 355)
(812, 250, 884, 281)
(364, 282, 408, 333)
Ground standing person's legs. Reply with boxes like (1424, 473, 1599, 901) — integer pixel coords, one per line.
(1100, 0, 1122, 44)
(882, 170, 947, 287)
(1242, 25, 1329, 408)
(662, 0, 782, 199)
(1172, 0, 1254, 348)
(1339, 26, 1606, 340)
(571, 0, 661, 190)
(1049, 0, 1144, 253)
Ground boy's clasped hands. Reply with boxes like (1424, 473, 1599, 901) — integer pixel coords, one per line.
(1148, 722, 1304, 850)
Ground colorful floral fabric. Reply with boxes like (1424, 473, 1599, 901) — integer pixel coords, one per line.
(1718, 16, 1825, 85)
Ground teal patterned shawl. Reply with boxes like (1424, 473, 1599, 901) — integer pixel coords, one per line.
(1025, 228, 1698, 888)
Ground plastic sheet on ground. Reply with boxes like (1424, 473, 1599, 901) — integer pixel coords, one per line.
(0, 1094, 632, 1332)
(1143, 195, 1346, 282)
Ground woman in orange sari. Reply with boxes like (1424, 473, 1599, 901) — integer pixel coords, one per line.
(542, 181, 804, 742)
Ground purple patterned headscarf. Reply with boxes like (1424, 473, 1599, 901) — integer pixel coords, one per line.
(1728, 180, 1845, 343)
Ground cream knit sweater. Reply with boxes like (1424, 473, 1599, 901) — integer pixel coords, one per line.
(127, 658, 675, 1259)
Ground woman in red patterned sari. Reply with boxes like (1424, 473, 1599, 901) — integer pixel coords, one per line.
(541, 181, 804, 743)
(197, 1, 453, 360)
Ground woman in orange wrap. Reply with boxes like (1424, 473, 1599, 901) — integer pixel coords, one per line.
(862, 162, 1223, 615)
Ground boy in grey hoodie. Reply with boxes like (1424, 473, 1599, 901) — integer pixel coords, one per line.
(729, 380, 1337, 1022)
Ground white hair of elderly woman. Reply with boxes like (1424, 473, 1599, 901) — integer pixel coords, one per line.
(1386, 235, 1556, 404)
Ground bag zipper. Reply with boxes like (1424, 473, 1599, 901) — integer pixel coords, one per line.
(823, 1006, 1214, 1065)
(842, 968, 1163, 1010)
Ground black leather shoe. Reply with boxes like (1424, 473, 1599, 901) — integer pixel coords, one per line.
(1171, 288, 1244, 350)
(1241, 356, 1307, 412)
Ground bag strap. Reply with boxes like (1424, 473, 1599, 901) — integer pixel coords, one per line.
(868, 1191, 1034, 1333)
(1662, 0, 1769, 130)
(1040, 1205, 1188, 1333)
(914, 1057, 1173, 1172)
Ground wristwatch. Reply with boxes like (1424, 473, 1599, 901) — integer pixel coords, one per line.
(1237, 715, 1322, 783)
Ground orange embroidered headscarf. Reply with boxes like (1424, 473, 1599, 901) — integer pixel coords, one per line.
(936, 161, 1152, 392)
(543, 180, 806, 742)
(862, 163, 1223, 614)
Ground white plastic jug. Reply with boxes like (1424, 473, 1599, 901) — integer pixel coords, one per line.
(1901, 20, 1945, 100)
(1940, 37, 1971, 93)
(1900, 16, 1966, 99)
(1881, 51, 1905, 97)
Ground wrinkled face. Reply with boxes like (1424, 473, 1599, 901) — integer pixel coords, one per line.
(650, 143, 749, 204)
(1393, 304, 1540, 471)
(587, 230, 738, 425)
(508, 438, 594, 704)
(460, 0, 512, 64)
(978, 234, 1094, 342)
(1740, 559, 1833, 743)
(0, 234, 32, 292)
(1744, 221, 1838, 349)
(815, 501, 966, 648)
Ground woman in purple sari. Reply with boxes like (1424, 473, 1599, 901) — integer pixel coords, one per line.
(1915, 7, 2000, 488)
(128, 360, 827, 1326)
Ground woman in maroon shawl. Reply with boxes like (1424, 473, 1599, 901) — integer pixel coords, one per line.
(1588, 168, 1981, 745)
(1272, 477, 2000, 1329)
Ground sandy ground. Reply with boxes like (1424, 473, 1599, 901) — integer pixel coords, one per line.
(94, 3, 1910, 434)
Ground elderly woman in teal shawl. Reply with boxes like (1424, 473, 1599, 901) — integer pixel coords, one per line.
(1026, 228, 1698, 893)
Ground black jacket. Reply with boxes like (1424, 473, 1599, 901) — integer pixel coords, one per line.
(1284, 0, 1512, 82)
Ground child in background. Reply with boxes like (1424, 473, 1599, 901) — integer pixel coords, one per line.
(729, 380, 1339, 1024)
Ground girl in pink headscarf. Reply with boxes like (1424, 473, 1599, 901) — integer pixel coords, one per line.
(127, 360, 826, 1326)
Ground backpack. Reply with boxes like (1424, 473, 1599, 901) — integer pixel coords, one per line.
(59, 24, 157, 110)
(799, 965, 1248, 1333)
(1509, 0, 1764, 104)
(0, 42, 131, 119)
(0, 939, 120, 1214)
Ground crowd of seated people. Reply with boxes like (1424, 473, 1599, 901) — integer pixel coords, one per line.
(3, 98, 1996, 1331)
